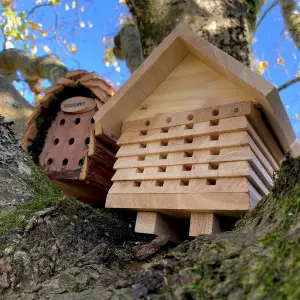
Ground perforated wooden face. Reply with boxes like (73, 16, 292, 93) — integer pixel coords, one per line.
(39, 109, 96, 173)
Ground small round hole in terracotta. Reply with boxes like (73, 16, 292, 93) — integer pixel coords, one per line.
(78, 158, 85, 166)
(54, 138, 59, 145)
(69, 138, 75, 145)
(234, 107, 239, 113)
(187, 114, 194, 121)
(165, 117, 172, 124)
(60, 119, 65, 126)
(144, 120, 150, 126)
(85, 137, 90, 145)
(212, 109, 219, 116)
(91, 118, 95, 124)
(47, 158, 53, 165)
(62, 158, 68, 166)
(74, 118, 81, 125)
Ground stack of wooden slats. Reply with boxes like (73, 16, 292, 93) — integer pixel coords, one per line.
(22, 70, 119, 204)
(106, 101, 283, 238)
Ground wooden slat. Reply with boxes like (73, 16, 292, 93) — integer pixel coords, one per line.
(116, 131, 249, 157)
(135, 212, 181, 243)
(189, 213, 220, 236)
(109, 177, 250, 194)
(65, 69, 89, 80)
(43, 84, 64, 95)
(118, 116, 248, 145)
(122, 101, 252, 133)
(114, 147, 252, 169)
(56, 77, 74, 86)
(95, 122, 119, 149)
(105, 193, 250, 215)
(249, 184, 263, 208)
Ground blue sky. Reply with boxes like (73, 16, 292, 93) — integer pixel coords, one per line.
(12, 1, 300, 136)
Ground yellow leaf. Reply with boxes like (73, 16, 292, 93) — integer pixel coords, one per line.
(70, 44, 77, 54)
(40, 30, 48, 37)
(296, 71, 300, 78)
(277, 58, 284, 65)
(65, 4, 70, 11)
(31, 45, 37, 54)
(72, 1, 76, 8)
(79, 21, 85, 28)
(80, 6, 85, 12)
(42, 45, 51, 54)
(293, 114, 299, 120)
(258, 61, 268, 69)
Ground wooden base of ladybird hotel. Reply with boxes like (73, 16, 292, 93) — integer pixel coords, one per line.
(105, 101, 282, 239)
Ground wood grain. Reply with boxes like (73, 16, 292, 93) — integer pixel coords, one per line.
(189, 213, 220, 236)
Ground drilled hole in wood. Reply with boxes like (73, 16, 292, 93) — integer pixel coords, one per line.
(160, 140, 168, 147)
(158, 166, 167, 172)
(62, 158, 69, 166)
(139, 143, 147, 148)
(234, 107, 239, 113)
(208, 162, 219, 170)
(183, 150, 194, 157)
(212, 109, 219, 116)
(140, 130, 147, 136)
(91, 118, 95, 124)
(47, 158, 53, 165)
(137, 155, 145, 161)
(180, 179, 190, 186)
(187, 114, 194, 121)
(144, 120, 150, 126)
(155, 180, 164, 187)
(209, 134, 219, 141)
(133, 181, 141, 187)
(165, 117, 172, 124)
(210, 149, 220, 156)
(85, 137, 90, 145)
(159, 153, 167, 160)
(60, 119, 65, 126)
(78, 158, 85, 166)
(74, 118, 81, 125)
(136, 167, 144, 173)
(182, 164, 192, 171)
(69, 138, 75, 145)
(54, 138, 59, 145)
(206, 178, 217, 185)
(184, 137, 193, 144)
(209, 119, 219, 126)
(185, 123, 194, 130)
(161, 127, 169, 133)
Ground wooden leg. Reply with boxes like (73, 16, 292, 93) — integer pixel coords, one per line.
(135, 212, 181, 243)
(189, 212, 220, 237)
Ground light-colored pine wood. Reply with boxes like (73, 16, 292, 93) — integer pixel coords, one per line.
(94, 122, 119, 149)
(122, 101, 252, 133)
(109, 177, 250, 194)
(135, 212, 180, 243)
(43, 84, 64, 95)
(88, 86, 110, 102)
(118, 116, 248, 145)
(105, 193, 250, 215)
(189, 213, 220, 236)
(249, 184, 263, 208)
(60, 97, 96, 113)
(114, 147, 252, 169)
(77, 72, 102, 83)
(65, 69, 89, 79)
(56, 77, 74, 86)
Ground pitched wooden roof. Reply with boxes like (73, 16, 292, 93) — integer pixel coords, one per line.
(93, 25, 299, 156)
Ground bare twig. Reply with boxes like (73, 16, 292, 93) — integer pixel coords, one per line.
(0, 26, 7, 50)
(278, 77, 300, 91)
(255, 0, 279, 32)
(27, 3, 52, 17)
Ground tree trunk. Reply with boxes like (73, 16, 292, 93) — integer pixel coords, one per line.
(126, 0, 266, 66)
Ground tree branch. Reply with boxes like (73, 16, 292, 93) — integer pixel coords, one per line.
(278, 77, 300, 91)
(0, 49, 68, 94)
(279, 0, 300, 49)
(255, 1, 279, 32)
(27, 3, 52, 17)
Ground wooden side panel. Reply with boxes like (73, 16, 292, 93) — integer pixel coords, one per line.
(189, 213, 220, 236)
(126, 54, 254, 122)
(135, 212, 180, 243)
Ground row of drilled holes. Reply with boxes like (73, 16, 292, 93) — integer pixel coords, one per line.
(59, 117, 95, 126)
(53, 137, 90, 146)
(46, 157, 85, 167)
(138, 133, 219, 149)
(135, 162, 219, 174)
(133, 178, 217, 187)
(143, 107, 240, 127)
(136, 149, 220, 161)
(139, 120, 220, 136)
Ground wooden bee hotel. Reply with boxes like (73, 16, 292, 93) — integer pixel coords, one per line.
(22, 70, 118, 204)
(102, 26, 298, 240)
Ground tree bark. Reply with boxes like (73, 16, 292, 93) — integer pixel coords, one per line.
(125, 0, 266, 66)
